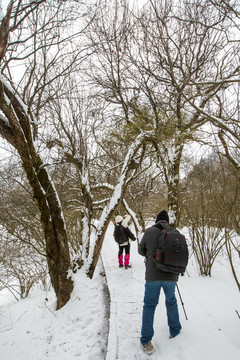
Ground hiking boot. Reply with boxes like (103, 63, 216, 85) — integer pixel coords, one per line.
(140, 341, 154, 355)
(119, 264, 124, 268)
(125, 265, 131, 269)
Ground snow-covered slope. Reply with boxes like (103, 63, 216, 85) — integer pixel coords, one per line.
(0, 222, 239, 360)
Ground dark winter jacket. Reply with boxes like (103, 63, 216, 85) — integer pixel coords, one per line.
(114, 224, 136, 246)
(138, 220, 179, 282)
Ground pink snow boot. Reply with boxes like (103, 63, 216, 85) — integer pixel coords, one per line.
(118, 254, 124, 268)
(124, 254, 131, 269)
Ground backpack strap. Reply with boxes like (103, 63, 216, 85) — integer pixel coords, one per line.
(155, 228, 166, 249)
(162, 229, 170, 264)
(120, 225, 128, 242)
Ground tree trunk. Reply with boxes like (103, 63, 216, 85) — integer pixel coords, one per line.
(86, 134, 145, 278)
(0, 80, 73, 309)
(87, 214, 113, 279)
(166, 143, 183, 228)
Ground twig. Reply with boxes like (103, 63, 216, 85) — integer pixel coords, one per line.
(44, 298, 56, 317)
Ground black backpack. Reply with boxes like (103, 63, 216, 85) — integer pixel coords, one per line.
(114, 225, 128, 245)
(153, 228, 188, 275)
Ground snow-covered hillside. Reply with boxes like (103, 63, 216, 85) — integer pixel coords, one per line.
(0, 223, 240, 359)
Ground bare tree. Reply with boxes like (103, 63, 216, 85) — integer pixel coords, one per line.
(0, 0, 94, 308)
(43, 78, 150, 277)
(176, 0, 240, 172)
(182, 156, 224, 276)
(182, 153, 240, 277)
(84, 0, 239, 227)
(225, 229, 240, 292)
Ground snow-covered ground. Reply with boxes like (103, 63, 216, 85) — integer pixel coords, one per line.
(0, 223, 240, 359)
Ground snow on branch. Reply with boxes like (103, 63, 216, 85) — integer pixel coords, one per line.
(0, 76, 29, 116)
(123, 198, 143, 235)
(93, 198, 111, 206)
(84, 131, 151, 272)
(0, 112, 10, 127)
(91, 183, 115, 191)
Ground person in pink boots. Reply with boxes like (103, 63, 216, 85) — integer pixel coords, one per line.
(114, 215, 136, 269)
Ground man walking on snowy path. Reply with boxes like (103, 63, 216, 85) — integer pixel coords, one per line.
(138, 210, 182, 355)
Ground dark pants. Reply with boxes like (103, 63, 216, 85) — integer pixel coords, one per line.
(118, 243, 130, 257)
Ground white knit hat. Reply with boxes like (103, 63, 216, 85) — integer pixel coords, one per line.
(115, 215, 123, 224)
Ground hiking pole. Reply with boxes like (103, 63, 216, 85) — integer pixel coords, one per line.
(176, 284, 188, 320)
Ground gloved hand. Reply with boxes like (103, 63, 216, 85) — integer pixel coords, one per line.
(122, 214, 131, 227)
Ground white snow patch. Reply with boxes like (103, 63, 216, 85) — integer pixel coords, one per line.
(0, 223, 240, 360)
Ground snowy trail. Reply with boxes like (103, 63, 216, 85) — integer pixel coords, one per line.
(102, 227, 150, 360)
(102, 223, 240, 360)
(0, 222, 239, 360)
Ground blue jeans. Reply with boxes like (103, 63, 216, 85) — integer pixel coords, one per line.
(140, 281, 181, 344)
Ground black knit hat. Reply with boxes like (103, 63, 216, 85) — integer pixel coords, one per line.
(155, 210, 169, 224)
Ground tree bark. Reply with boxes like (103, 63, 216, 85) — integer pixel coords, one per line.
(167, 144, 184, 228)
(87, 213, 113, 279)
(0, 80, 73, 309)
